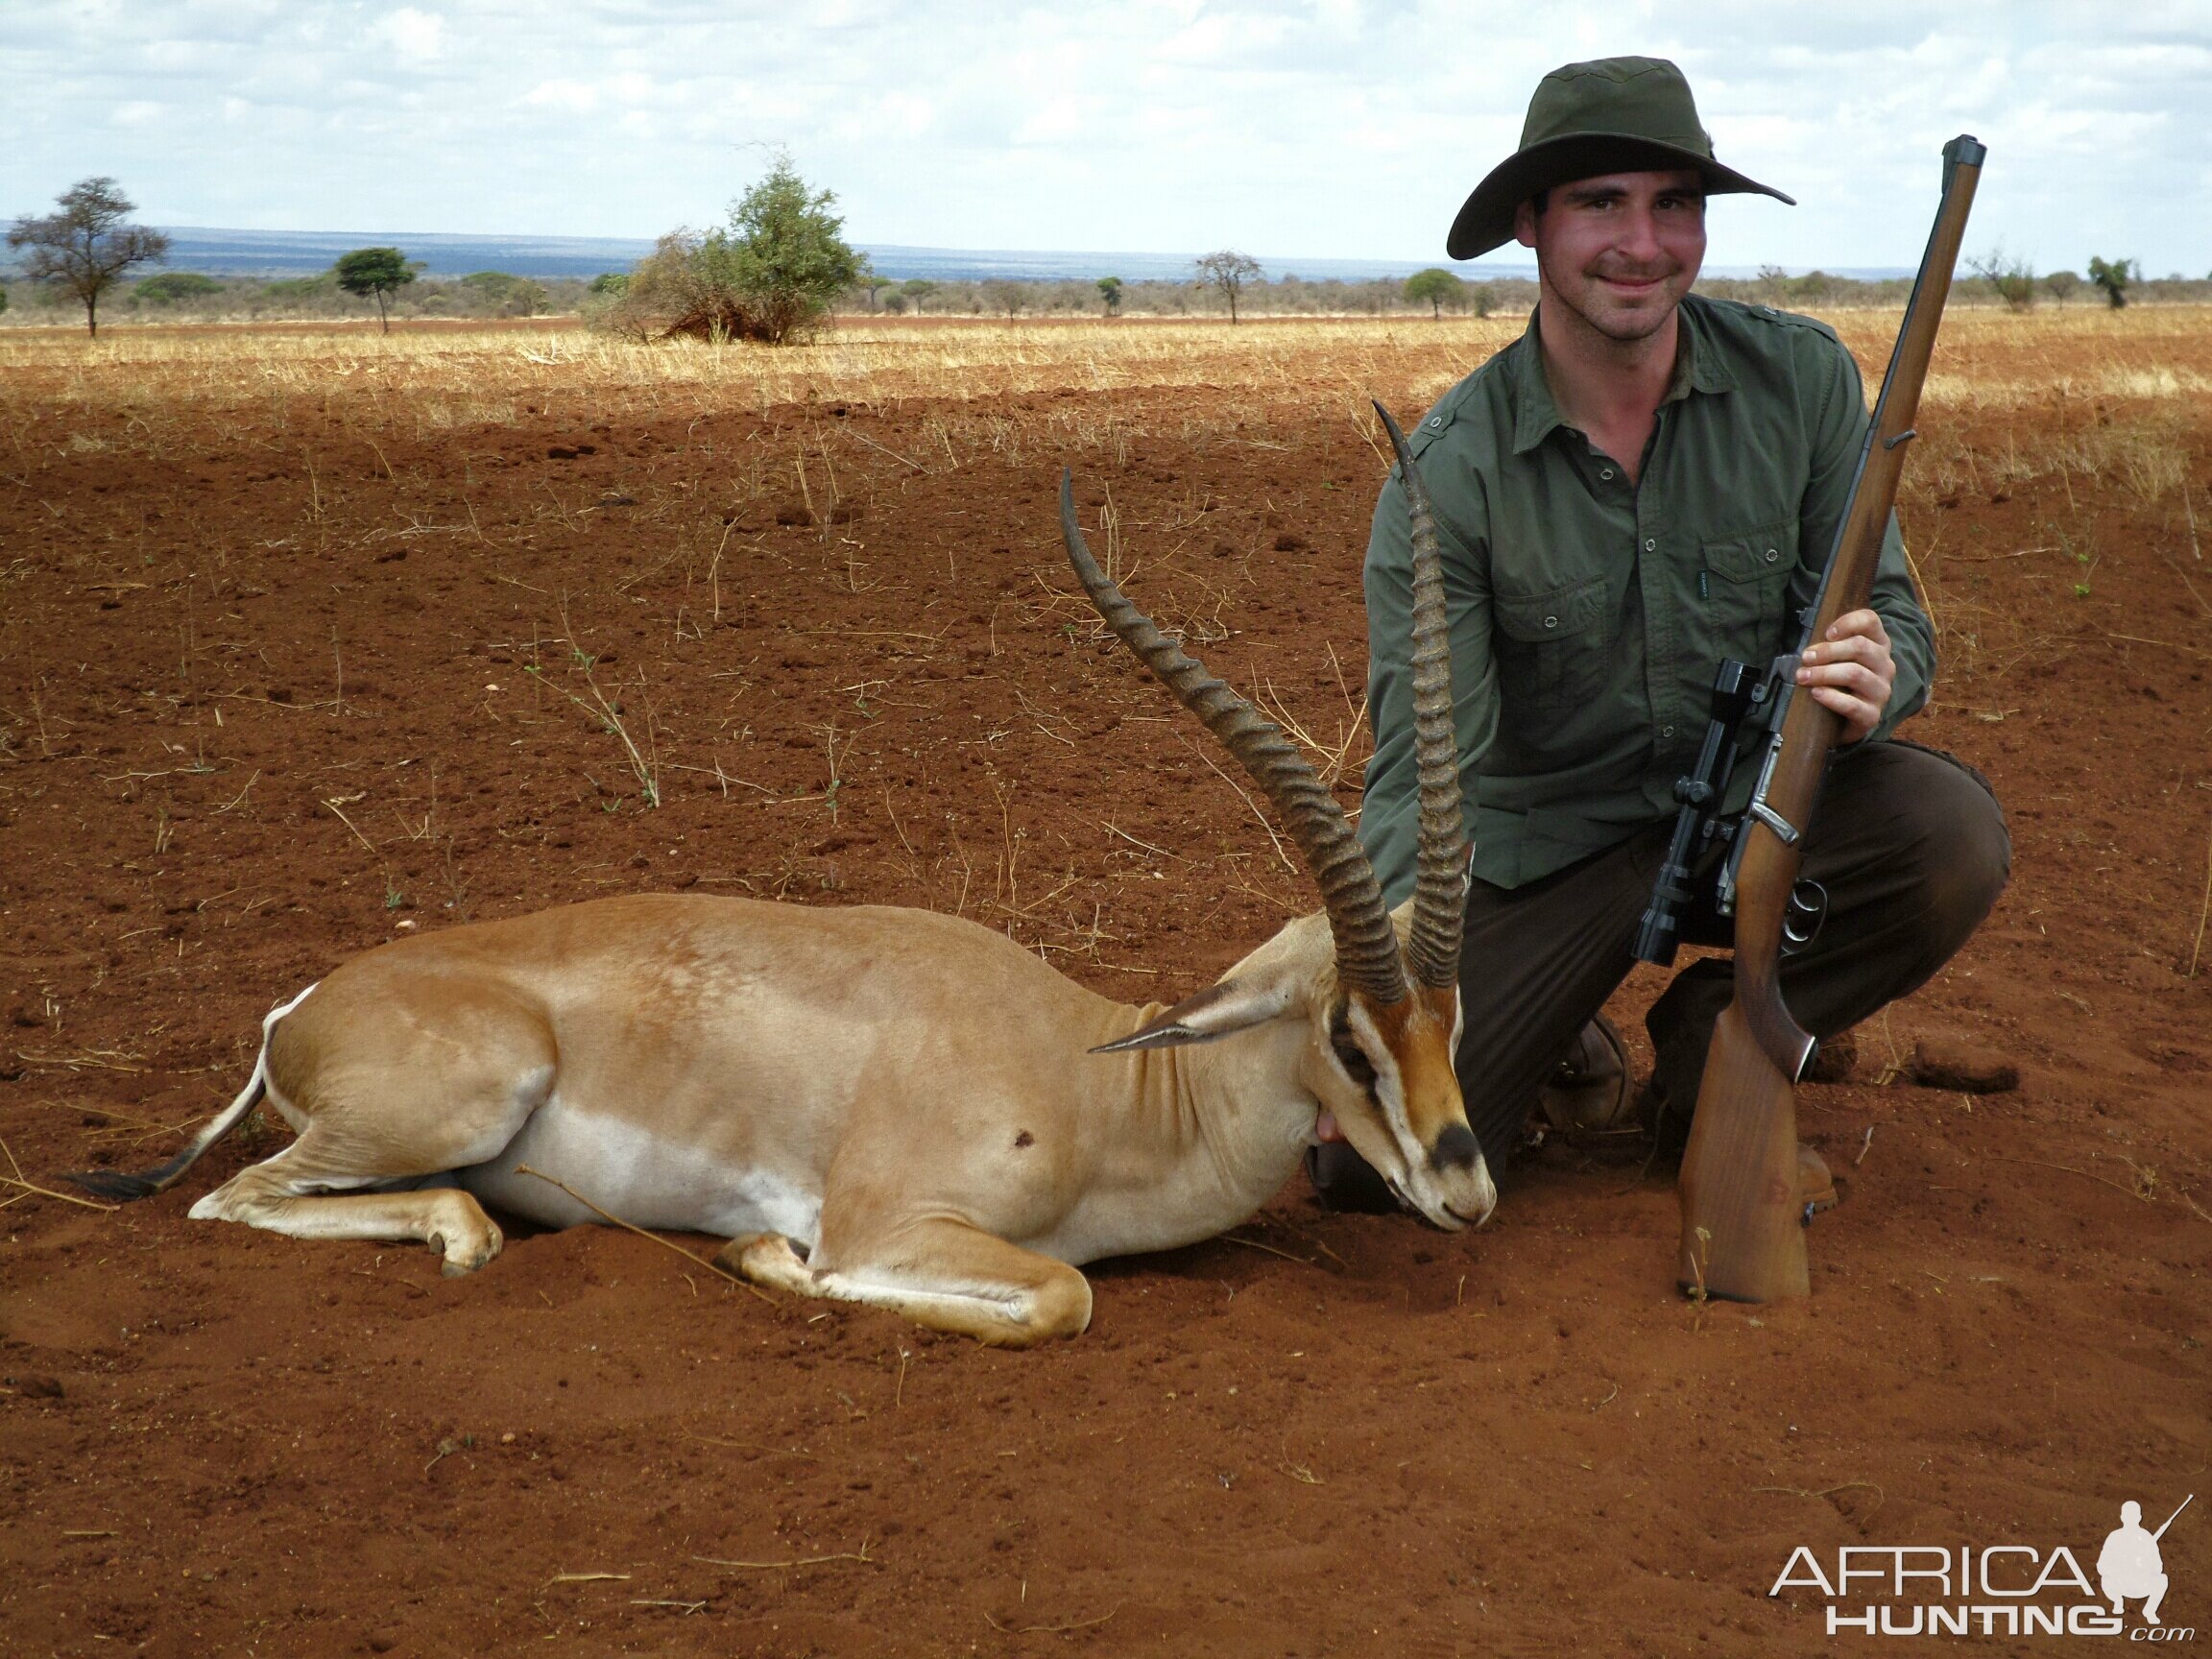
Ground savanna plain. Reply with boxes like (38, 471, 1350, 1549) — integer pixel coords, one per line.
(2, 308, 2208, 1656)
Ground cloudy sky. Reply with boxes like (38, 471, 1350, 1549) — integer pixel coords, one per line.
(5, 1, 2209, 275)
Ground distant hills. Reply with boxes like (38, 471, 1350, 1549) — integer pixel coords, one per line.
(142, 227, 1537, 283)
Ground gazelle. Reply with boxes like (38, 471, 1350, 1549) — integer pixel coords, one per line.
(72, 410, 1489, 1345)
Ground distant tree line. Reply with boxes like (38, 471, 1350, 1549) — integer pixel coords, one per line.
(0, 264, 590, 325)
(16, 262, 2212, 330)
(10, 170, 2212, 333)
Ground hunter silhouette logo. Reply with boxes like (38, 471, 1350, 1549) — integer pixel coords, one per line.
(1769, 1494, 2197, 1638)
(2101, 1497, 2191, 1627)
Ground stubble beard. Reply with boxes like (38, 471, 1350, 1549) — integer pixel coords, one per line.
(1543, 257, 1690, 347)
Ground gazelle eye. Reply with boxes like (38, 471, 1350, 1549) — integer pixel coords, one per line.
(1329, 1016, 1378, 1090)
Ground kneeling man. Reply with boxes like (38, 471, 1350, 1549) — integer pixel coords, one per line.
(1314, 56, 2008, 1205)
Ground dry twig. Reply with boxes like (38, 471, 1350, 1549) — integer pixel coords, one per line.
(985, 1605, 1121, 1636)
(0, 1135, 118, 1212)
(512, 1165, 771, 1299)
(692, 1543, 878, 1572)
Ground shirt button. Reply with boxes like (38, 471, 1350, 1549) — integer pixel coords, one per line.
(1428, 416, 1444, 430)
(1662, 725, 1675, 738)
(1765, 548, 1780, 563)
(1644, 538, 1656, 552)
(1543, 615, 1559, 629)
(1599, 468, 1614, 480)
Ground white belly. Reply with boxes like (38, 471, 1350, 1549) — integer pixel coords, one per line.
(459, 1094, 823, 1248)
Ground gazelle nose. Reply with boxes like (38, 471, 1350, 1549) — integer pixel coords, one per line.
(1429, 1122, 1480, 1172)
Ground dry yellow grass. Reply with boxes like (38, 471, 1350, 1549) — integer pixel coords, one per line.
(5, 307, 2209, 489)
(7, 304, 2210, 404)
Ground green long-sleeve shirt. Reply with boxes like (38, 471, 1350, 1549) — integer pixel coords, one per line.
(1360, 294, 1933, 900)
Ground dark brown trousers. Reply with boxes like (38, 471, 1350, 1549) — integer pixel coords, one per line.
(1319, 740, 2009, 1197)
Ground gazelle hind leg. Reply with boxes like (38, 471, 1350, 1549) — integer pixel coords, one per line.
(199, 980, 560, 1271)
(190, 1137, 506, 1274)
(720, 1220, 1093, 1346)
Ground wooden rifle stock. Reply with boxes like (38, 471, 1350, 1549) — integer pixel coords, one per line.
(1677, 135, 1985, 1302)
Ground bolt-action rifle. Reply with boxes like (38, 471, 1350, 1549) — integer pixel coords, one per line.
(1670, 135, 1985, 1302)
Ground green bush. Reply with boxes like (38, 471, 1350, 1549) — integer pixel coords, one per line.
(593, 156, 863, 345)
(460, 271, 550, 316)
(2087, 255, 2135, 309)
(709, 155, 864, 343)
(133, 272, 224, 305)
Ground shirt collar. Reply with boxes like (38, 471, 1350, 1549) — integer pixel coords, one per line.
(1507, 298, 1738, 455)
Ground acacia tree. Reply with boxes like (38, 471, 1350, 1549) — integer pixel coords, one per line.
(2086, 255, 2136, 309)
(1403, 267, 1466, 318)
(334, 247, 419, 332)
(7, 177, 170, 337)
(1193, 250, 1262, 323)
(712, 154, 864, 344)
(1967, 246, 2036, 312)
(900, 277, 938, 314)
(1096, 276, 1123, 317)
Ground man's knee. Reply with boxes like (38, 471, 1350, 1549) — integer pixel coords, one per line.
(1829, 739, 2009, 946)
(1888, 743, 2009, 941)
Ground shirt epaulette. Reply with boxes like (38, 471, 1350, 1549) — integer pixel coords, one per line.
(1709, 295, 1843, 348)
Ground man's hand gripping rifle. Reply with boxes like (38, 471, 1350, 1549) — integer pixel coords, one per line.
(1645, 135, 1986, 1304)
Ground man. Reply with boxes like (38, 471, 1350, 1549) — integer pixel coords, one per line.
(1310, 56, 2009, 1207)
(2097, 1501, 2172, 1625)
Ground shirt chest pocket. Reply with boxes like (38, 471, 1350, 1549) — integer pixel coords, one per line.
(1697, 519, 1799, 661)
(1494, 575, 1610, 711)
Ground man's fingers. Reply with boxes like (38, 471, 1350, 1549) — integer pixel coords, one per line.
(1824, 607, 1889, 644)
(1800, 634, 1888, 670)
(1806, 685, 1881, 743)
(1797, 658, 1886, 699)
(1799, 609, 1896, 743)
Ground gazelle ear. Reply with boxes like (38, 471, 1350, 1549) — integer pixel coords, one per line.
(1089, 977, 1296, 1053)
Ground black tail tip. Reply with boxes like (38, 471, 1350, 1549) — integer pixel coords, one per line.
(63, 1167, 164, 1201)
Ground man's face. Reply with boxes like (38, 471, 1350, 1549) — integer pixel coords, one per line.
(1514, 168, 1707, 343)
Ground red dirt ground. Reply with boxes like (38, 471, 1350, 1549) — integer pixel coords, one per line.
(3, 323, 2208, 1657)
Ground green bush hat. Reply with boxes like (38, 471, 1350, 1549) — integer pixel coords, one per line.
(1446, 56, 1794, 259)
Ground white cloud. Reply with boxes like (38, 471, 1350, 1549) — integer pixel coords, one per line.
(370, 7, 445, 65)
(524, 78, 600, 113)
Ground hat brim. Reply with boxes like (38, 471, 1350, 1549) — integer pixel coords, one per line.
(1445, 133, 1793, 261)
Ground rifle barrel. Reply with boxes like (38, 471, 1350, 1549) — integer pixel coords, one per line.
(2153, 1493, 2194, 1541)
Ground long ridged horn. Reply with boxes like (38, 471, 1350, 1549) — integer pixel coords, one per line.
(1374, 402, 1466, 990)
(1059, 471, 1407, 1007)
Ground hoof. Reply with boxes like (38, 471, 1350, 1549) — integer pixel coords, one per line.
(431, 1221, 503, 1277)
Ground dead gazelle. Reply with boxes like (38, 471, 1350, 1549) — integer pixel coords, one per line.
(71, 407, 1488, 1343)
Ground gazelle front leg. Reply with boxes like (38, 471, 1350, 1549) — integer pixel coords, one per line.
(718, 1218, 1093, 1346)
